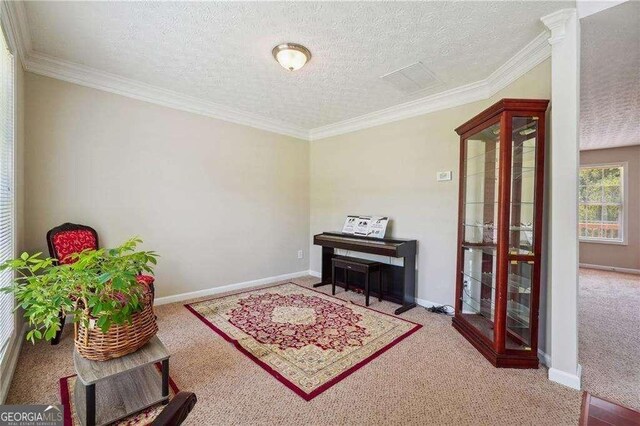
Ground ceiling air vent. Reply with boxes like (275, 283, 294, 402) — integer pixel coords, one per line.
(380, 62, 442, 94)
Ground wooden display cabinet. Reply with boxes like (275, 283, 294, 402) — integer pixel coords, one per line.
(452, 98, 549, 368)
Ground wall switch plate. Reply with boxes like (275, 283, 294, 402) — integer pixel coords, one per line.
(437, 171, 452, 181)
(297, 250, 304, 259)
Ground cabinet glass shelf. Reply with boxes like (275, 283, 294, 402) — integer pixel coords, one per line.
(464, 167, 535, 180)
(460, 271, 531, 294)
(464, 201, 535, 205)
(464, 145, 535, 163)
(460, 295, 530, 329)
(461, 243, 534, 256)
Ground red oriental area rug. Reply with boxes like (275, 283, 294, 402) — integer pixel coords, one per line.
(185, 282, 421, 401)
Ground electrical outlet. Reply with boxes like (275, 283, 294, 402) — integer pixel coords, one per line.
(297, 250, 303, 259)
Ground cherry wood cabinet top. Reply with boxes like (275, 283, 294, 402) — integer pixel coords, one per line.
(455, 98, 550, 136)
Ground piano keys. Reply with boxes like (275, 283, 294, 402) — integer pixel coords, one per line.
(313, 232, 418, 315)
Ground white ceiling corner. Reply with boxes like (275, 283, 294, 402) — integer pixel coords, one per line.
(6, 1, 570, 141)
(577, 0, 629, 19)
(580, 0, 640, 150)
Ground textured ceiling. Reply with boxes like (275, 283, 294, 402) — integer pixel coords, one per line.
(24, 1, 571, 130)
(581, 1, 640, 150)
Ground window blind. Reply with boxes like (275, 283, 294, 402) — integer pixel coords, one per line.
(0, 25, 15, 354)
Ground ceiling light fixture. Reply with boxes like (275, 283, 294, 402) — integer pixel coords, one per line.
(272, 43, 311, 71)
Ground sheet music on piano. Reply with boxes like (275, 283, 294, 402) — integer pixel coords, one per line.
(368, 217, 389, 238)
(342, 216, 358, 234)
(341, 215, 389, 238)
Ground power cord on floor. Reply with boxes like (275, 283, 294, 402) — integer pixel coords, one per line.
(426, 305, 455, 316)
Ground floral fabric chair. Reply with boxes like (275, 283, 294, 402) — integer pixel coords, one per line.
(46, 223, 155, 345)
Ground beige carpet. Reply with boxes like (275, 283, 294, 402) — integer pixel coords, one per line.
(579, 268, 640, 411)
(7, 276, 581, 425)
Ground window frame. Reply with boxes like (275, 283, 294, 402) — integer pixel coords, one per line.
(578, 162, 628, 245)
(0, 6, 17, 364)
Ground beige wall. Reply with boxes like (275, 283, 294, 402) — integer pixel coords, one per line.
(24, 73, 310, 298)
(310, 60, 551, 306)
(579, 145, 640, 271)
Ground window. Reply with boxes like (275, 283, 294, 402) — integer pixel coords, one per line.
(0, 21, 15, 355)
(579, 164, 626, 244)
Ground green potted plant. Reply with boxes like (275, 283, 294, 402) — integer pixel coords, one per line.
(0, 237, 159, 360)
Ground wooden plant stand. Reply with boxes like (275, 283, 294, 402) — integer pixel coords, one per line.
(73, 336, 170, 426)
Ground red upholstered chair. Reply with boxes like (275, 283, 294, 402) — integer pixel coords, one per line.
(46, 223, 156, 345)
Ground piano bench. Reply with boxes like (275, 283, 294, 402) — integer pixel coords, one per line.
(331, 256, 382, 307)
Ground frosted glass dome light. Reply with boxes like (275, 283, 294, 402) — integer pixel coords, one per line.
(272, 43, 312, 71)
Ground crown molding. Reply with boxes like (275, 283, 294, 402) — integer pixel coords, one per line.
(23, 51, 310, 140)
(0, 0, 30, 61)
(309, 31, 551, 140)
(541, 9, 577, 45)
(3, 0, 552, 143)
(486, 31, 551, 94)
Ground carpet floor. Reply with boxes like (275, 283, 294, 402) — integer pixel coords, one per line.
(579, 268, 640, 411)
(7, 276, 582, 425)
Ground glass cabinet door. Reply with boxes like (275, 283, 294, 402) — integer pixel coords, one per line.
(509, 116, 538, 255)
(463, 122, 500, 248)
(460, 247, 496, 342)
(460, 121, 501, 344)
(505, 115, 539, 350)
(506, 261, 533, 349)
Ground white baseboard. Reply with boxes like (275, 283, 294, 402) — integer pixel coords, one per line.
(538, 349, 551, 367)
(154, 270, 312, 306)
(579, 263, 640, 275)
(0, 323, 27, 403)
(548, 365, 582, 390)
(309, 270, 321, 278)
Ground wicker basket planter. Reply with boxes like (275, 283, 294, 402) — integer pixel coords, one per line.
(74, 292, 158, 361)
